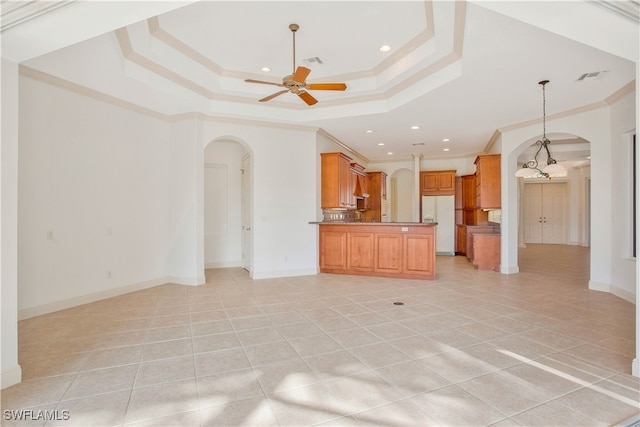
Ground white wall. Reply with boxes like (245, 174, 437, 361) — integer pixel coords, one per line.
(203, 141, 244, 268)
(17, 74, 190, 318)
(164, 119, 205, 285)
(610, 91, 637, 301)
(1, 58, 22, 389)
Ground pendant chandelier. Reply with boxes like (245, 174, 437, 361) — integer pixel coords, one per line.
(515, 80, 568, 179)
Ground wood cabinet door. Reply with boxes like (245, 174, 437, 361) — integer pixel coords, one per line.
(461, 175, 476, 208)
(347, 232, 374, 271)
(438, 172, 455, 193)
(475, 155, 501, 209)
(403, 234, 435, 276)
(456, 225, 467, 254)
(374, 233, 402, 273)
(420, 172, 438, 194)
(320, 231, 347, 270)
(338, 155, 351, 208)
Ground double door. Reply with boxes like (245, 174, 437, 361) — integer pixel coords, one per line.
(523, 183, 566, 244)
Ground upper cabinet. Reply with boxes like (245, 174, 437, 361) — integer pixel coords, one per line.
(420, 170, 456, 196)
(474, 154, 501, 209)
(321, 152, 354, 209)
(321, 152, 369, 210)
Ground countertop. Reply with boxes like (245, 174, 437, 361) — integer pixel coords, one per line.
(310, 221, 437, 226)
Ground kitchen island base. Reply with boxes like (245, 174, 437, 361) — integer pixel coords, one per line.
(317, 223, 436, 280)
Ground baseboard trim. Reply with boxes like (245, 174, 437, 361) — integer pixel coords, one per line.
(18, 276, 182, 320)
(588, 280, 611, 293)
(501, 265, 519, 274)
(632, 358, 639, 378)
(166, 276, 206, 286)
(205, 261, 241, 269)
(251, 268, 317, 280)
(610, 285, 635, 304)
(1, 364, 22, 389)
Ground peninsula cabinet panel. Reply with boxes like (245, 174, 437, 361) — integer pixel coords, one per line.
(403, 234, 435, 276)
(318, 224, 436, 279)
(347, 232, 375, 271)
(319, 231, 347, 270)
(374, 234, 402, 274)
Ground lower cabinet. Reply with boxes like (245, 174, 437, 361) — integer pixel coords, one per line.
(318, 224, 436, 280)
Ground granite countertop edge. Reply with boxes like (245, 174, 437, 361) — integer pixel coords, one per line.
(309, 221, 438, 226)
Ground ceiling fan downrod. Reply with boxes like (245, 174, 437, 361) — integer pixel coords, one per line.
(289, 23, 299, 75)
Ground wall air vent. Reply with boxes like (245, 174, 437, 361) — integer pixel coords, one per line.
(576, 70, 609, 81)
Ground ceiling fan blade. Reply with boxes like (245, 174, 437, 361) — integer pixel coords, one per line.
(298, 90, 318, 106)
(292, 66, 311, 83)
(245, 79, 285, 87)
(307, 83, 347, 91)
(259, 90, 289, 102)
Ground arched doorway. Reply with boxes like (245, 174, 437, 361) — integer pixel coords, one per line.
(515, 133, 591, 275)
(203, 138, 253, 274)
(515, 133, 591, 249)
(390, 168, 414, 222)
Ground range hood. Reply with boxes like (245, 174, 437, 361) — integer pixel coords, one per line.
(353, 175, 369, 199)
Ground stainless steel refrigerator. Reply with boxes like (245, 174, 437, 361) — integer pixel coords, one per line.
(421, 195, 455, 255)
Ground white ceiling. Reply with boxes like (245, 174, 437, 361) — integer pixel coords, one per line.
(2, 0, 638, 163)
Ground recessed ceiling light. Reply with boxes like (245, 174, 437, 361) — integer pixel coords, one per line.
(379, 45, 392, 52)
(442, 138, 450, 142)
(443, 148, 450, 152)
(411, 126, 420, 130)
(365, 130, 374, 133)
(260, 67, 271, 73)
(378, 143, 385, 146)
(387, 152, 393, 155)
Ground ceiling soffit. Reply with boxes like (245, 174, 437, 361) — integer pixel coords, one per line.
(114, 1, 467, 121)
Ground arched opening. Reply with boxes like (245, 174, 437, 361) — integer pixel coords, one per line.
(514, 132, 591, 274)
(203, 137, 253, 274)
(390, 168, 413, 222)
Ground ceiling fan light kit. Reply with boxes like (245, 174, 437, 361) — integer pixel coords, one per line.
(245, 23, 347, 106)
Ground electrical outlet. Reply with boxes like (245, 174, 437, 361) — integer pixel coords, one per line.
(106, 270, 112, 279)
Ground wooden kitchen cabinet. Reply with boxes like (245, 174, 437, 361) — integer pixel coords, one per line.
(455, 177, 463, 210)
(321, 152, 355, 209)
(459, 173, 488, 227)
(474, 154, 501, 209)
(420, 170, 456, 195)
(318, 223, 436, 279)
(319, 229, 347, 270)
(362, 171, 387, 222)
(462, 174, 476, 209)
(456, 224, 467, 255)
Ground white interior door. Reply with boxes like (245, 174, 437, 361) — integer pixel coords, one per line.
(524, 184, 543, 243)
(524, 182, 566, 244)
(241, 155, 252, 272)
(541, 183, 566, 243)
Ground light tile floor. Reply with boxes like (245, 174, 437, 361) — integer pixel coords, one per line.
(2, 244, 639, 426)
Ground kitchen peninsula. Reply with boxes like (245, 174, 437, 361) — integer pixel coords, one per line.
(316, 152, 437, 279)
(314, 222, 436, 280)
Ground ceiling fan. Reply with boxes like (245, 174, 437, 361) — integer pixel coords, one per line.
(245, 23, 347, 106)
